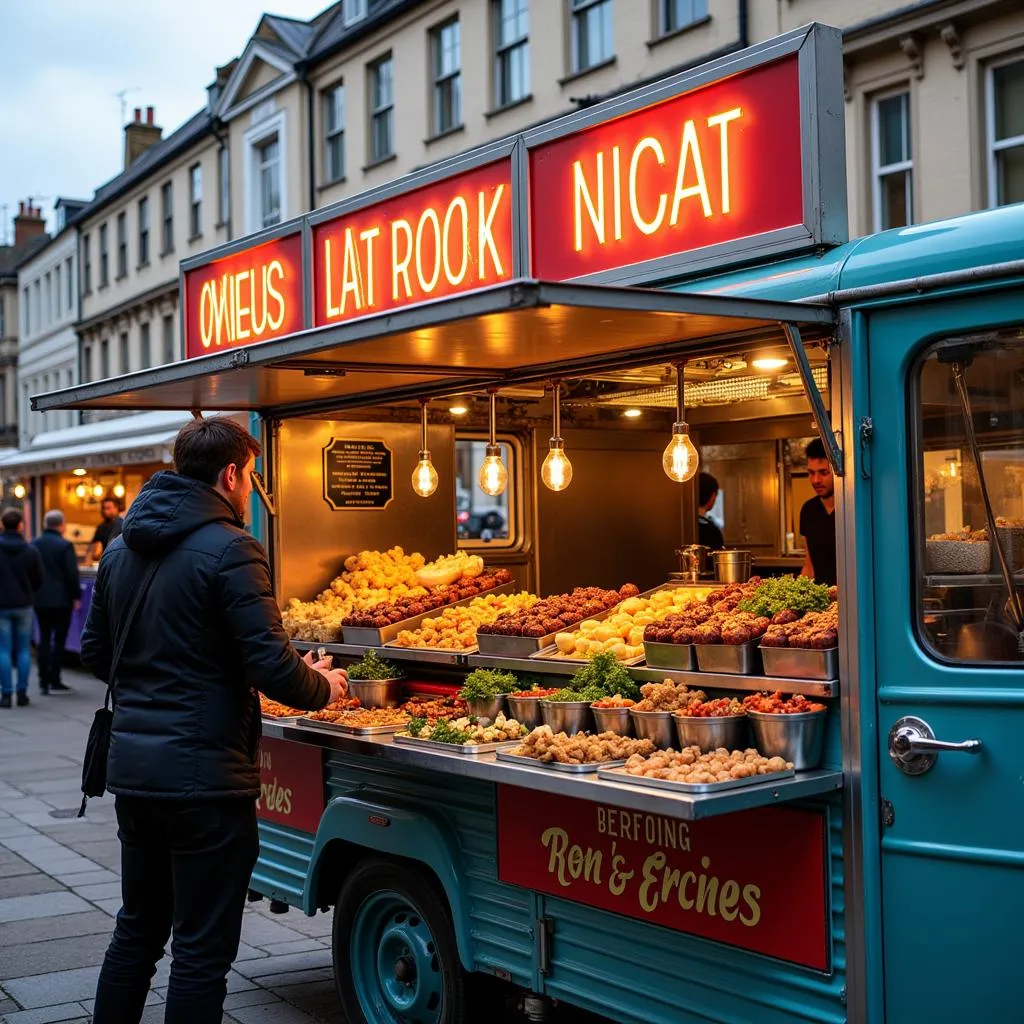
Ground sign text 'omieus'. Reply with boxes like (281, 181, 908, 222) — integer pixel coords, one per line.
(313, 160, 513, 327)
(530, 55, 804, 280)
(183, 233, 304, 359)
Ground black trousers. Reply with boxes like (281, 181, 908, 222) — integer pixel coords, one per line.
(35, 607, 72, 688)
(93, 796, 260, 1024)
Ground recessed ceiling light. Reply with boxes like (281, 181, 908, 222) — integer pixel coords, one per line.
(623, 408, 643, 419)
(448, 403, 469, 416)
(72, 467, 87, 476)
(752, 356, 789, 371)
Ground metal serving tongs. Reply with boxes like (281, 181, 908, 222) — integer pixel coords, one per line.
(950, 358, 1024, 656)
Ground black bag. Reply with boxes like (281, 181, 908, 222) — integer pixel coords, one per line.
(78, 560, 161, 817)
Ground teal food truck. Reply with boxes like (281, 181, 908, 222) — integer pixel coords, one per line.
(37, 23, 1023, 1024)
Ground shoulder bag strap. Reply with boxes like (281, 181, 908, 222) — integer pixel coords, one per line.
(102, 558, 162, 710)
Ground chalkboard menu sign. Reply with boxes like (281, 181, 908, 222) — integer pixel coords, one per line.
(322, 438, 393, 510)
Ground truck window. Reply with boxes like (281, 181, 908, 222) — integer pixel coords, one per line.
(914, 332, 1024, 663)
(455, 436, 520, 549)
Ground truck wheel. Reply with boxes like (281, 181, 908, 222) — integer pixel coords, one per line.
(333, 857, 467, 1024)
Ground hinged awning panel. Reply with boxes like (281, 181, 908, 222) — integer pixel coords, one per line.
(34, 280, 834, 417)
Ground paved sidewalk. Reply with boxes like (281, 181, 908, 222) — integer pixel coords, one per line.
(0, 668, 349, 1024)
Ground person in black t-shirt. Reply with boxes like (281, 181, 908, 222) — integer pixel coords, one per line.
(89, 497, 124, 563)
(697, 472, 725, 551)
(799, 439, 837, 586)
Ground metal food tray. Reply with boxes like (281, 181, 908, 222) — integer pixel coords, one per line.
(642, 640, 696, 671)
(393, 734, 523, 755)
(694, 641, 762, 675)
(596, 765, 795, 793)
(342, 582, 514, 646)
(261, 714, 308, 724)
(478, 581, 692, 660)
(496, 750, 629, 774)
(382, 642, 475, 665)
(530, 645, 646, 666)
(758, 645, 838, 681)
(300, 717, 409, 736)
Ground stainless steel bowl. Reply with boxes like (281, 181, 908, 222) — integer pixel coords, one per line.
(347, 678, 402, 708)
(466, 696, 507, 722)
(540, 700, 592, 735)
(628, 709, 675, 748)
(746, 709, 827, 770)
(591, 706, 633, 736)
(713, 549, 752, 583)
(673, 713, 748, 752)
(506, 695, 543, 729)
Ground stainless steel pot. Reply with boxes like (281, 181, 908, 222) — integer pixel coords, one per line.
(746, 709, 827, 770)
(713, 549, 752, 583)
(676, 544, 711, 581)
(673, 713, 748, 752)
(540, 700, 592, 735)
(506, 695, 543, 729)
(466, 696, 507, 722)
(628, 709, 675, 748)
(348, 678, 402, 708)
(591, 706, 633, 736)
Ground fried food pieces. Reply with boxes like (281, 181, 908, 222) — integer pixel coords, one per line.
(632, 680, 706, 712)
(624, 746, 792, 783)
(510, 725, 655, 764)
(760, 603, 839, 649)
(392, 591, 537, 649)
(478, 585, 633, 639)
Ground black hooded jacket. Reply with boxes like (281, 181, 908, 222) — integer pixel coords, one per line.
(0, 531, 44, 609)
(81, 471, 329, 799)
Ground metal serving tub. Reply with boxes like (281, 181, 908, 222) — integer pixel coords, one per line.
(347, 678, 402, 708)
(643, 640, 696, 671)
(465, 696, 507, 721)
(506, 694, 547, 729)
(628, 709, 675, 748)
(590, 706, 633, 736)
(540, 700, 593, 735)
(746, 709, 828, 770)
(496, 750, 628, 774)
(759, 645, 839, 681)
(673, 713, 748, 752)
(694, 641, 762, 675)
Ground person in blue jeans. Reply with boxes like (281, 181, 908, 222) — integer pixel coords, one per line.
(0, 507, 45, 708)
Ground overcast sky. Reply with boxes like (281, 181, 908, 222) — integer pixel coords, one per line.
(1, 0, 330, 240)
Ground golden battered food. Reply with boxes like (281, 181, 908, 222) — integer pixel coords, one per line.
(415, 552, 484, 587)
(509, 725, 655, 764)
(624, 746, 792, 783)
(392, 591, 537, 650)
(399, 695, 468, 721)
(632, 680, 706, 713)
(307, 707, 411, 727)
(260, 695, 311, 718)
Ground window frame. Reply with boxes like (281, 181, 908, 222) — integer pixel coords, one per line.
(658, 0, 708, 37)
(99, 223, 109, 287)
(161, 181, 174, 255)
(116, 212, 128, 279)
(870, 87, 914, 233)
(189, 163, 203, 239)
(455, 432, 524, 551)
(82, 234, 92, 294)
(138, 196, 150, 266)
(493, 0, 530, 109)
(323, 82, 346, 183)
(368, 54, 395, 164)
(162, 314, 176, 364)
(909, 329, 1024, 668)
(140, 321, 151, 370)
(119, 331, 130, 375)
(218, 145, 230, 228)
(255, 137, 282, 228)
(65, 257, 73, 312)
(570, 0, 614, 75)
(431, 18, 463, 137)
(985, 53, 1024, 209)
(344, 0, 367, 26)
(243, 111, 287, 234)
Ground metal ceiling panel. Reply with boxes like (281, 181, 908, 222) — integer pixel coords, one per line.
(34, 280, 833, 417)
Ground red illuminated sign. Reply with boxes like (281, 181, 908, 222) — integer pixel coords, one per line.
(256, 737, 325, 834)
(497, 785, 829, 970)
(183, 233, 304, 359)
(312, 160, 513, 327)
(529, 55, 804, 280)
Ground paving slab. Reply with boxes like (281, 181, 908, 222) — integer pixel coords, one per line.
(0, 1003, 91, 1024)
(0, 929, 114, 980)
(92, 897, 123, 917)
(0, 850, 41, 878)
(223, 988, 288, 1010)
(68, 881, 122, 902)
(0, 909, 113, 948)
(257, 967, 334, 989)
(240, 913, 310, 948)
(225, 1001, 325, 1024)
(0, 873, 65, 900)
(0, 892, 92, 925)
(49, 869, 119, 887)
(268, 910, 334, 939)
(233, 949, 332, 980)
(2, 965, 104, 1008)
(257, 938, 328, 957)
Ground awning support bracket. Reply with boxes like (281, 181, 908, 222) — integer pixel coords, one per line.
(783, 322, 844, 477)
(251, 470, 278, 519)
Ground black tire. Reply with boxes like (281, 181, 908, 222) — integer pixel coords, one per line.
(333, 856, 469, 1024)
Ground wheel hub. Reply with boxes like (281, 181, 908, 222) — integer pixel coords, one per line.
(394, 955, 416, 984)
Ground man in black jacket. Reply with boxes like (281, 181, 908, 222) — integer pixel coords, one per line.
(0, 507, 45, 708)
(82, 416, 347, 1024)
(31, 509, 81, 695)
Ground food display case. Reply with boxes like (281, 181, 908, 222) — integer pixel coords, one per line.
(36, 21, 1024, 1024)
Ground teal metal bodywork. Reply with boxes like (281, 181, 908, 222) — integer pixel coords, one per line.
(254, 204, 1024, 1022)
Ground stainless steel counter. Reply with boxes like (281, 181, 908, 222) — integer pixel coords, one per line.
(263, 719, 843, 821)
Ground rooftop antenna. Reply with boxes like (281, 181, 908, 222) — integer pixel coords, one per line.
(114, 86, 142, 126)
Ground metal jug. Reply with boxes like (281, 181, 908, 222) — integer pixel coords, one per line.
(677, 544, 710, 581)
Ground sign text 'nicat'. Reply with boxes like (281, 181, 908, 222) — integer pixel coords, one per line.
(313, 160, 513, 327)
(529, 55, 804, 280)
(497, 785, 829, 970)
(183, 233, 304, 359)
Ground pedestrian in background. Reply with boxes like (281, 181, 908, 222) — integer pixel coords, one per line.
(82, 416, 347, 1024)
(0, 507, 44, 708)
(31, 509, 81, 695)
(89, 496, 124, 563)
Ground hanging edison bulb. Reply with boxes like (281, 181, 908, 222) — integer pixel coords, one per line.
(663, 362, 700, 483)
(75, 483, 87, 499)
(13, 483, 27, 500)
(93, 484, 105, 498)
(541, 381, 573, 491)
(113, 483, 126, 499)
(478, 391, 508, 496)
(411, 400, 439, 497)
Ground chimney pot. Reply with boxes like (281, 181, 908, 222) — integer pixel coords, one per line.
(134, 107, 141, 123)
(146, 106, 154, 125)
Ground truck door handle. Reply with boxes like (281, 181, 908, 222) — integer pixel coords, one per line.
(888, 716, 982, 775)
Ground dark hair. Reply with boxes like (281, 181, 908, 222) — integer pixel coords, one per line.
(101, 497, 121, 512)
(1, 507, 23, 531)
(698, 472, 719, 508)
(806, 438, 828, 462)
(174, 416, 262, 486)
